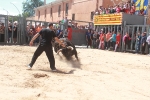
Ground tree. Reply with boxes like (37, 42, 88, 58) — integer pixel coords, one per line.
(22, 0, 44, 17)
(22, 12, 30, 18)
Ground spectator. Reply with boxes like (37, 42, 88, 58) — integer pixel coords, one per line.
(114, 31, 121, 52)
(123, 32, 130, 52)
(99, 30, 105, 49)
(8, 23, 12, 43)
(13, 23, 17, 44)
(139, 9, 144, 15)
(135, 32, 141, 53)
(86, 29, 92, 48)
(57, 30, 63, 39)
(130, 3, 135, 14)
(111, 31, 117, 50)
(0, 23, 5, 42)
(91, 30, 94, 48)
(67, 25, 72, 41)
(105, 31, 112, 50)
(96, 31, 100, 49)
(116, 5, 121, 13)
(92, 31, 97, 48)
(140, 32, 147, 54)
(56, 27, 61, 36)
(146, 33, 150, 55)
(109, 6, 115, 14)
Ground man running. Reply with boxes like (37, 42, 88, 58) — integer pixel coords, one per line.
(28, 23, 65, 71)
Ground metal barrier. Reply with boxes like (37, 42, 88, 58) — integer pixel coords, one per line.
(0, 15, 65, 45)
(95, 25, 123, 51)
(123, 25, 150, 53)
(95, 24, 150, 54)
(0, 15, 26, 45)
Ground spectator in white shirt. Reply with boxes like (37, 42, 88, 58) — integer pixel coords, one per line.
(146, 33, 150, 55)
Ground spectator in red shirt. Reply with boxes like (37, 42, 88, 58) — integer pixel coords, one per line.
(67, 26, 72, 41)
(124, 3, 130, 14)
(99, 30, 105, 49)
(123, 32, 131, 52)
(130, 4, 135, 15)
(114, 32, 121, 52)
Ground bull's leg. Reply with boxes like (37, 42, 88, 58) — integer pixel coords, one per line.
(74, 49, 78, 60)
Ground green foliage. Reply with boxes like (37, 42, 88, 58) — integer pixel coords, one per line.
(22, 12, 30, 18)
(22, 0, 44, 17)
(8, 16, 19, 22)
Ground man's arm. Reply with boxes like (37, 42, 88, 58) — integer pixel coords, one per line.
(29, 33, 40, 46)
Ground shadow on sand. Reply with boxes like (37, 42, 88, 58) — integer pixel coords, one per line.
(39, 69, 76, 74)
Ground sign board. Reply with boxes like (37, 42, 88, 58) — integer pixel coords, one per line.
(93, 13, 122, 25)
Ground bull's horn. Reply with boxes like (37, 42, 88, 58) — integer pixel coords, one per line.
(57, 49, 62, 54)
(67, 46, 73, 50)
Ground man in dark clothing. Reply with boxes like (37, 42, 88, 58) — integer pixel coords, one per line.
(13, 23, 17, 43)
(8, 23, 12, 43)
(123, 32, 130, 52)
(28, 23, 65, 71)
(86, 29, 92, 48)
(141, 32, 147, 54)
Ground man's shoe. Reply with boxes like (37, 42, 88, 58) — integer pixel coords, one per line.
(52, 69, 57, 72)
(27, 65, 32, 69)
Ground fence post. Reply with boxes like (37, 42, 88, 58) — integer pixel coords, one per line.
(130, 26, 135, 50)
(5, 15, 8, 44)
(121, 21, 126, 52)
(11, 16, 14, 44)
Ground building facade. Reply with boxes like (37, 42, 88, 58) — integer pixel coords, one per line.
(33, 0, 126, 24)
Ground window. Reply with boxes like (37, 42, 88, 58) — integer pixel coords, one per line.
(65, 3, 69, 15)
(58, 5, 61, 17)
(45, 9, 47, 18)
(91, 12, 94, 21)
(72, 14, 75, 20)
(38, 11, 40, 19)
(50, 8, 52, 17)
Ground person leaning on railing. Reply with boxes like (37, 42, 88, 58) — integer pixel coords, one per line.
(146, 33, 150, 55)
(0, 23, 5, 42)
(141, 32, 147, 54)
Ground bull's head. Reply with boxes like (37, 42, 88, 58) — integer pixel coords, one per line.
(57, 46, 73, 54)
(57, 46, 74, 60)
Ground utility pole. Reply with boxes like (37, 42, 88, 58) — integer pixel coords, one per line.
(44, 0, 46, 5)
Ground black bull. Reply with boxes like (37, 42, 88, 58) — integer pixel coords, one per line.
(53, 38, 78, 60)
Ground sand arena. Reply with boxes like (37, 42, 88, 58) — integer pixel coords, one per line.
(0, 46, 150, 100)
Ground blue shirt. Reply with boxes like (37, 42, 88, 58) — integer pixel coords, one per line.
(141, 35, 147, 44)
(112, 34, 116, 42)
(86, 32, 91, 39)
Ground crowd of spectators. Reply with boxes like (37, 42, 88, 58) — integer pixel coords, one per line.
(0, 22, 18, 43)
(95, 0, 145, 16)
(85, 29, 150, 55)
(25, 23, 70, 46)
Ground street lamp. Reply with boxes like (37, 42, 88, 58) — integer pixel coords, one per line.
(10, 2, 21, 16)
(3, 8, 10, 15)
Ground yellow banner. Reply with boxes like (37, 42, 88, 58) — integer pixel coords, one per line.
(94, 13, 122, 25)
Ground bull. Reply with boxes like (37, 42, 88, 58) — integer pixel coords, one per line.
(53, 38, 78, 60)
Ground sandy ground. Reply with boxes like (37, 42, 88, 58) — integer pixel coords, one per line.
(0, 46, 150, 100)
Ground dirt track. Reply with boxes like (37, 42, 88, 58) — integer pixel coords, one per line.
(0, 46, 150, 100)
